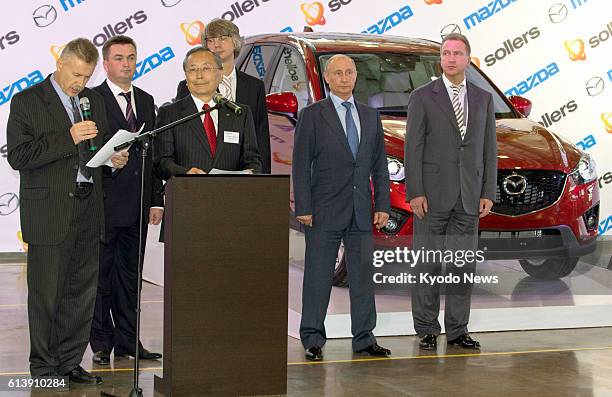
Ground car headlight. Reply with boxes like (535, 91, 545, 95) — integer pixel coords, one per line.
(387, 156, 405, 182)
(571, 154, 596, 185)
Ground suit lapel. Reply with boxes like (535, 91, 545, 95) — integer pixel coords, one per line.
(40, 77, 72, 130)
(464, 82, 480, 141)
(215, 107, 234, 165)
(431, 78, 462, 143)
(133, 86, 147, 133)
(184, 97, 213, 159)
(235, 71, 246, 103)
(355, 102, 369, 159)
(321, 98, 353, 158)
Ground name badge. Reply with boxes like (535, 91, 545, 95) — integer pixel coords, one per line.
(224, 131, 240, 144)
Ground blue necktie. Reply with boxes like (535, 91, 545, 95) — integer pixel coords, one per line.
(342, 101, 359, 159)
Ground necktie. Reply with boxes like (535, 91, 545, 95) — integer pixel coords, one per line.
(202, 104, 217, 156)
(119, 92, 137, 132)
(451, 84, 466, 140)
(219, 75, 233, 101)
(341, 101, 359, 159)
(70, 96, 92, 179)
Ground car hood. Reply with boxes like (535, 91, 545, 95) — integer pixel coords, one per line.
(381, 116, 583, 173)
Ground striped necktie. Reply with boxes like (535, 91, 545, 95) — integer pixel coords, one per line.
(119, 92, 137, 132)
(451, 84, 466, 140)
(219, 75, 233, 101)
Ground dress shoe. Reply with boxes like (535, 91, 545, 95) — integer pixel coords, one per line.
(64, 366, 102, 385)
(419, 334, 438, 350)
(447, 334, 481, 349)
(355, 343, 391, 357)
(305, 346, 323, 361)
(115, 347, 162, 360)
(92, 351, 110, 365)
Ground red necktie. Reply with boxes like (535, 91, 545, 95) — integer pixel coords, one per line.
(202, 104, 216, 156)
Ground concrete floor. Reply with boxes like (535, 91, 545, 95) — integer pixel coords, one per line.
(2, 262, 612, 396)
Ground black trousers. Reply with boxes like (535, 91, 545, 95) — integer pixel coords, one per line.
(299, 215, 377, 352)
(27, 188, 100, 376)
(90, 221, 148, 355)
(411, 197, 479, 341)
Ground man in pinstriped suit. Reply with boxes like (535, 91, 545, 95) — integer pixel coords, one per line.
(6, 38, 128, 384)
(155, 47, 261, 179)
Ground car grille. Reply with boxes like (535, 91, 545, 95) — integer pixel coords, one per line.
(492, 170, 566, 216)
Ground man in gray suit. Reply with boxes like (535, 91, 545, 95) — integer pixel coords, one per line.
(405, 33, 497, 350)
(292, 54, 391, 361)
(7, 38, 128, 383)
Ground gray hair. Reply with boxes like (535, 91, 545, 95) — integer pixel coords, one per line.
(182, 46, 223, 71)
(202, 18, 244, 58)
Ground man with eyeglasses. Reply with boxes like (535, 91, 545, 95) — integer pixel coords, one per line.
(175, 18, 271, 174)
(156, 47, 261, 179)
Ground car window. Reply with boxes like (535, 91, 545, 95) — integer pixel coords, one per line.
(242, 44, 276, 81)
(317, 53, 515, 118)
(270, 46, 311, 110)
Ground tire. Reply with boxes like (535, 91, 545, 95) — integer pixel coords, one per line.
(332, 243, 349, 287)
(518, 257, 579, 279)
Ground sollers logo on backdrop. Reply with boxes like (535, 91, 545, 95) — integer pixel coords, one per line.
(301, 2, 326, 26)
(564, 39, 586, 61)
(181, 21, 205, 45)
(484, 27, 540, 67)
(221, 0, 273, 22)
(537, 99, 577, 128)
(51, 10, 148, 59)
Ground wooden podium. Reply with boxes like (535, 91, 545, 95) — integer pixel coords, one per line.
(154, 175, 289, 396)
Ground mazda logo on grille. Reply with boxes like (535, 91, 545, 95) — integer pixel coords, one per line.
(503, 174, 527, 195)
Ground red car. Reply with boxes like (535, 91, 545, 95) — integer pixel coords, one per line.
(235, 33, 599, 281)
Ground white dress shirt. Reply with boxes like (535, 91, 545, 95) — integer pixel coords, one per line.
(106, 79, 137, 119)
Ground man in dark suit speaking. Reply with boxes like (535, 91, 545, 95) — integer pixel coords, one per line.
(404, 33, 497, 350)
(292, 54, 391, 361)
(175, 19, 271, 173)
(89, 35, 163, 365)
(7, 38, 128, 384)
(156, 47, 261, 178)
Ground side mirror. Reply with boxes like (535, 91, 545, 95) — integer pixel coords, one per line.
(509, 95, 533, 117)
(266, 92, 298, 116)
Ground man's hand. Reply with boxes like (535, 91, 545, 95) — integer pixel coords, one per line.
(409, 196, 428, 220)
(149, 208, 164, 225)
(70, 121, 97, 145)
(479, 198, 493, 218)
(110, 150, 129, 169)
(187, 167, 206, 174)
(373, 212, 389, 229)
(297, 215, 313, 227)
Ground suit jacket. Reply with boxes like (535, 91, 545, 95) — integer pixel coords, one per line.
(155, 95, 262, 179)
(175, 70, 271, 173)
(93, 81, 164, 226)
(292, 97, 390, 232)
(6, 75, 109, 245)
(404, 77, 497, 215)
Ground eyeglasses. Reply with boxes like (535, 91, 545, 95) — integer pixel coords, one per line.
(186, 65, 222, 75)
(204, 35, 231, 45)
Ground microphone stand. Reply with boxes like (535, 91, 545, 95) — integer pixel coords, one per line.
(101, 104, 220, 397)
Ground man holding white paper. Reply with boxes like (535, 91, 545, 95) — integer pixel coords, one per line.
(155, 47, 261, 178)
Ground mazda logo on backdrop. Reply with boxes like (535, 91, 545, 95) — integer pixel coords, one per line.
(503, 174, 527, 196)
(32, 5, 58, 27)
(0, 193, 19, 216)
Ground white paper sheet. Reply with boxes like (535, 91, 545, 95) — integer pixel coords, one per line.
(86, 125, 144, 168)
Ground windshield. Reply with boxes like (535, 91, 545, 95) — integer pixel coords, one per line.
(317, 52, 516, 119)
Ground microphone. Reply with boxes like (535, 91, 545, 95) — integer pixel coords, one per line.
(79, 97, 97, 151)
(213, 93, 243, 116)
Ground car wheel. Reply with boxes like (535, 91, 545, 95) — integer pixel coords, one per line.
(332, 243, 349, 287)
(518, 257, 579, 279)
